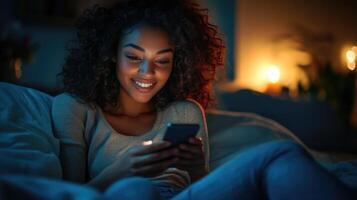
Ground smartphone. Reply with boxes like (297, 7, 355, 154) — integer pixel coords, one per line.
(163, 123, 200, 146)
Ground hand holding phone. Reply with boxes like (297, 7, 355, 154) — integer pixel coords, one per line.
(163, 123, 200, 146)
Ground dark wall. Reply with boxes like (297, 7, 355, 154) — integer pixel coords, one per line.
(20, 25, 75, 93)
(0, 0, 75, 93)
(200, 0, 236, 80)
(0, 0, 13, 23)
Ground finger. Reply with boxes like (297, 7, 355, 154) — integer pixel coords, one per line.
(131, 148, 179, 168)
(182, 138, 203, 149)
(179, 143, 203, 155)
(188, 137, 202, 144)
(132, 141, 171, 156)
(176, 151, 197, 160)
(176, 158, 205, 167)
(132, 157, 179, 177)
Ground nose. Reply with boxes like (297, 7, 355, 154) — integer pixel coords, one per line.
(139, 60, 155, 76)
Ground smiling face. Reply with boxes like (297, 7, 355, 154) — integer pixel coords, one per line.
(116, 25, 174, 105)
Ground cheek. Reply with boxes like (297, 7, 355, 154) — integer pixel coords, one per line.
(157, 67, 173, 83)
(116, 61, 136, 77)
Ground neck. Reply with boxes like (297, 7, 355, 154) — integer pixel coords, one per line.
(106, 90, 154, 118)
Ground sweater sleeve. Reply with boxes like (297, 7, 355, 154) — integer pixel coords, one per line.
(184, 100, 210, 172)
(51, 93, 88, 183)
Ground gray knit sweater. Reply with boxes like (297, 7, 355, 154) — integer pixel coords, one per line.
(51, 93, 209, 189)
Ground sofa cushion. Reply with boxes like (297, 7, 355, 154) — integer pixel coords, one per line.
(206, 109, 308, 170)
(0, 82, 62, 178)
(217, 89, 351, 152)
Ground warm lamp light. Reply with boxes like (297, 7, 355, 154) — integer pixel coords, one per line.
(347, 50, 355, 63)
(264, 65, 281, 95)
(348, 62, 356, 71)
(352, 46, 357, 52)
(346, 47, 356, 71)
(266, 65, 281, 83)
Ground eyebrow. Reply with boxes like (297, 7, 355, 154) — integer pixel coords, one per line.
(123, 43, 173, 54)
(157, 48, 174, 54)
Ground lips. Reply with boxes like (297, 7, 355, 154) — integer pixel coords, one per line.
(135, 81, 154, 88)
(132, 78, 156, 92)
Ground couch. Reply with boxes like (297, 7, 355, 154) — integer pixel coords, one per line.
(1, 82, 356, 199)
(217, 89, 357, 153)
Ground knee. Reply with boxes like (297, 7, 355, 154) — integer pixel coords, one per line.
(248, 140, 311, 164)
(225, 140, 308, 167)
(265, 140, 307, 155)
(105, 177, 161, 200)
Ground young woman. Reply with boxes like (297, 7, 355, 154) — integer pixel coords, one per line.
(52, 0, 220, 196)
(52, 0, 355, 199)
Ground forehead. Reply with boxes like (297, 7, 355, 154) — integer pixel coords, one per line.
(120, 26, 172, 48)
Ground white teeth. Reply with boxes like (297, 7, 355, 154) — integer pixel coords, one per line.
(135, 81, 153, 88)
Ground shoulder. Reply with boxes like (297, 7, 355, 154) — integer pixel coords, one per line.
(171, 99, 204, 112)
(164, 99, 205, 121)
(53, 93, 92, 110)
(53, 93, 81, 104)
(52, 93, 95, 117)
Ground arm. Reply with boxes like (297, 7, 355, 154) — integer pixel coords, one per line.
(176, 100, 209, 182)
(52, 94, 130, 188)
(51, 93, 88, 183)
(86, 159, 129, 191)
(53, 94, 178, 191)
(87, 141, 178, 191)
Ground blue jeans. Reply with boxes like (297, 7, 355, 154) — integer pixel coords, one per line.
(105, 178, 183, 200)
(107, 140, 355, 200)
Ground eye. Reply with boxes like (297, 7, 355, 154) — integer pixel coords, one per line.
(156, 60, 171, 65)
(125, 54, 142, 62)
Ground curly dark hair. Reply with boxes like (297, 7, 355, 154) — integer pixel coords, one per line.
(60, 0, 225, 109)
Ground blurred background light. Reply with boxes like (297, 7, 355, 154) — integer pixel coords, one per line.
(266, 65, 281, 83)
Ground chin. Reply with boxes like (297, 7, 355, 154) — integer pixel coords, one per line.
(130, 88, 159, 104)
(133, 95, 154, 104)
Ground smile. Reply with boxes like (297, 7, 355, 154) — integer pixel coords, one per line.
(135, 81, 154, 88)
(132, 79, 157, 92)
